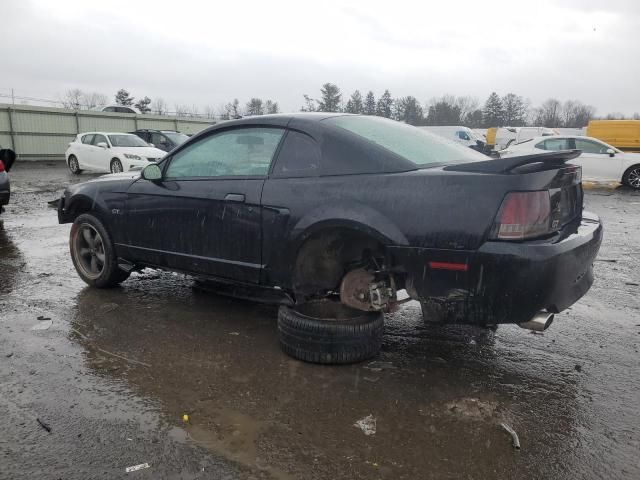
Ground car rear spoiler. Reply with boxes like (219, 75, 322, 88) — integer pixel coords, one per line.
(444, 150, 581, 174)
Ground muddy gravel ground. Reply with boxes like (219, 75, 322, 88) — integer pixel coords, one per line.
(1, 161, 639, 480)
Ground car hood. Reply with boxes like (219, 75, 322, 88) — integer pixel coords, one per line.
(112, 146, 165, 158)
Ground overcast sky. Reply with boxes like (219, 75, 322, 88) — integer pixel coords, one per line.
(2, 0, 640, 115)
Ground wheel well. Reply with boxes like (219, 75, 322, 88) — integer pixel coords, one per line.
(111, 157, 121, 164)
(66, 197, 98, 222)
(622, 163, 640, 181)
(292, 227, 386, 301)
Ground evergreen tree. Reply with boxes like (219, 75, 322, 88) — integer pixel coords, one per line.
(245, 98, 264, 116)
(115, 89, 134, 106)
(502, 93, 527, 126)
(345, 90, 364, 114)
(426, 97, 462, 125)
(394, 96, 424, 125)
(483, 92, 504, 127)
(466, 109, 484, 128)
(317, 83, 342, 112)
(364, 91, 376, 115)
(376, 89, 393, 118)
(134, 96, 152, 114)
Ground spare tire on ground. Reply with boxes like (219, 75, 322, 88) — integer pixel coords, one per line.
(277, 301, 384, 364)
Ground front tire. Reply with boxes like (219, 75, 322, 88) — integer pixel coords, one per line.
(68, 155, 82, 174)
(278, 302, 383, 364)
(70, 213, 130, 288)
(622, 164, 640, 189)
(110, 158, 123, 173)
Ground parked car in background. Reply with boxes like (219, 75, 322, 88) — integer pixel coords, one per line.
(500, 135, 640, 188)
(0, 146, 16, 213)
(487, 126, 557, 151)
(65, 132, 166, 174)
(587, 120, 640, 153)
(421, 126, 488, 154)
(131, 129, 189, 152)
(93, 105, 140, 114)
(58, 113, 602, 364)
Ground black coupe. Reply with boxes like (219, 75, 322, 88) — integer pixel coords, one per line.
(58, 114, 602, 364)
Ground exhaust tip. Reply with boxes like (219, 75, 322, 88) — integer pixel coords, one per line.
(518, 311, 554, 332)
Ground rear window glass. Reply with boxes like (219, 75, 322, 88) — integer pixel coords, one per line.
(324, 116, 485, 166)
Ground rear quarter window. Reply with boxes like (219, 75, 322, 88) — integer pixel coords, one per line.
(324, 116, 486, 166)
(271, 131, 321, 178)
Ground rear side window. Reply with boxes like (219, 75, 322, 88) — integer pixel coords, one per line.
(92, 134, 108, 146)
(166, 127, 285, 178)
(81, 134, 95, 144)
(271, 131, 321, 177)
(543, 138, 573, 151)
(324, 116, 485, 166)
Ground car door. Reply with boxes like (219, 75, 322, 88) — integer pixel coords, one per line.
(572, 138, 623, 181)
(76, 134, 95, 169)
(88, 134, 111, 172)
(123, 126, 286, 283)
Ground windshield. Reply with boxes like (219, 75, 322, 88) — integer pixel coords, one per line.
(108, 134, 149, 147)
(164, 132, 189, 145)
(324, 116, 487, 166)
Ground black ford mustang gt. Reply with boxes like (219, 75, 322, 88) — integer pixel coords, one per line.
(58, 113, 602, 364)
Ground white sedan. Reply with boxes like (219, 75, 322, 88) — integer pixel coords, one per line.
(500, 135, 640, 189)
(65, 132, 166, 174)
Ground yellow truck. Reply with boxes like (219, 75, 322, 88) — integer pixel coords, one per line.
(587, 120, 640, 152)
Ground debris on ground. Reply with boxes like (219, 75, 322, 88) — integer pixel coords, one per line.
(36, 418, 52, 433)
(125, 463, 150, 473)
(5, 352, 13, 358)
(31, 320, 52, 331)
(36, 315, 51, 321)
(575, 364, 583, 372)
(625, 282, 639, 286)
(446, 398, 497, 420)
(354, 414, 377, 435)
(228, 332, 240, 336)
(364, 361, 395, 371)
(500, 422, 520, 449)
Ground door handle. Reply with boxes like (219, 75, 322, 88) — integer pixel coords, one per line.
(224, 193, 245, 202)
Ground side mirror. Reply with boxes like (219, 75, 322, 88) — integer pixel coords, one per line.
(97, 142, 108, 149)
(141, 163, 162, 181)
(149, 143, 155, 147)
(606, 148, 615, 157)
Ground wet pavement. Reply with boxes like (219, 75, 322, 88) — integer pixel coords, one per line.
(1, 161, 639, 479)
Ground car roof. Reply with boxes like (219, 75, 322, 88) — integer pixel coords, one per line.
(80, 132, 138, 135)
(524, 135, 602, 142)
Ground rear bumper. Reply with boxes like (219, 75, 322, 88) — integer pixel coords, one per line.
(389, 212, 603, 325)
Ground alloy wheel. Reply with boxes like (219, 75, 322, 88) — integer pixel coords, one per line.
(111, 160, 123, 173)
(74, 224, 106, 279)
(628, 168, 640, 189)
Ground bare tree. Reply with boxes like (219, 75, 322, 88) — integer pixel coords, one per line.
(264, 100, 279, 114)
(533, 98, 562, 127)
(81, 92, 108, 109)
(455, 96, 479, 124)
(151, 97, 167, 115)
(204, 105, 217, 119)
(174, 104, 189, 117)
(61, 88, 83, 110)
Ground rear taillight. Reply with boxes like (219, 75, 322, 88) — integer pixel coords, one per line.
(491, 191, 551, 240)
(0, 160, 5, 172)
